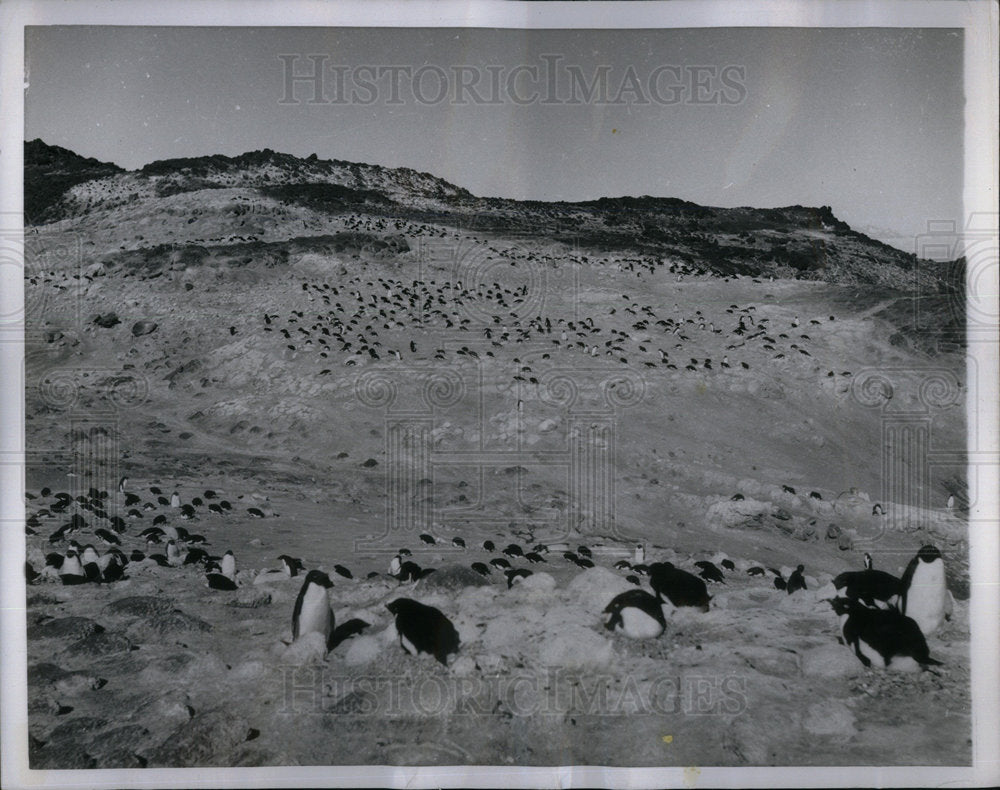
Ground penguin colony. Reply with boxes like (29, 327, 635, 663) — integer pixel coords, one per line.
(25, 483, 951, 672)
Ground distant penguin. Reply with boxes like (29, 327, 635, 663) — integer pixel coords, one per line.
(291, 570, 335, 647)
(170, 491, 181, 508)
(483, 540, 496, 552)
(452, 537, 466, 549)
(279, 555, 304, 577)
(221, 550, 236, 579)
(649, 562, 711, 611)
(900, 545, 951, 637)
(773, 575, 787, 591)
(333, 564, 353, 580)
(118, 476, 128, 493)
(419, 533, 436, 545)
(786, 565, 807, 594)
(389, 554, 403, 577)
(829, 597, 942, 670)
(386, 598, 460, 665)
(603, 589, 666, 639)
(872, 503, 884, 516)
(502, 543, 524, 558)
(946, 495, 955, 511)
(80, 544, 100, 566)
(471, 562, 491, 577)
(634, 544, 646, 564)
(720, 559, 736, 572)
(489, 557, 512, 570)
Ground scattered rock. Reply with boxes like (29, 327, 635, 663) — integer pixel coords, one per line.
(228, 588, 272, 608)
(28, 616, 104, 641)
(92, 312, 120, 329)
(103, 596, 176, 618)
(65, 631, 135, 657)
(131, 320, 158, 337)
(801, 644, 861, 679)
(417, 563, 490, 592)
(143, 708, 251, 767)
(804, 700, 857, 735)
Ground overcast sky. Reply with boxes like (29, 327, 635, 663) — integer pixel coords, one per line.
(24, 26, 964, 250)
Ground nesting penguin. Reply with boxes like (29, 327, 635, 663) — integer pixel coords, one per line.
(648, 562, 711, 611)
(832, 553, 902, 609)
(900, 544, 952, 637)
(829, 597, 942, 670)
(603, 589, 666, 639)
(206, 550, 238, 590)
(292, 570, 335, 648)
(385, 598, 460, 665)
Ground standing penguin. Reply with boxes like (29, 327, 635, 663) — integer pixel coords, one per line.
(385, 598, 460, 665)
(170, 491, 181, 508)
(292, 570, 335, 647)
(603, 589, 666, 638)
(634, 544, 646, 564)
(786, 565, 807, 595)
(900, 545, 952, 637)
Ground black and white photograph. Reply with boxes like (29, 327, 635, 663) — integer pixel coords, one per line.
(1, 1, 997, 787)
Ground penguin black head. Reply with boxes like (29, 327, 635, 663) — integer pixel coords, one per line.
(917, 545, 942, 563)
(303, 569, 334, 589)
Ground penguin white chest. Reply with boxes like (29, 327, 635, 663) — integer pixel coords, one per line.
(621, 607, 664, 639)
(297, 586, 332, 639)
(906, 560, 947, 636)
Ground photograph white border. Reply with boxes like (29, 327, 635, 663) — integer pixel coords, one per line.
(1, 1, 997, 788)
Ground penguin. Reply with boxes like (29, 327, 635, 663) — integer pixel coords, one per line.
(633, 544, 646, 564)
(207, 551, 238, 590)
(694, 561, 726, 584)
(278, 555, 304, 577)
(166, 539, 184, 566)
(483, 540, 496, 552)
(328, 618, 372, 651)
(829, 597, 942, 670)
(502, 543, 524, 558)
(525, 552, 547, 564)
(603, 589, 666, 639)
(577, 545, 592, 558)
(786, 565, 807, 594)
(80, 544, 100, 567)
(489, 557, 512, 570)
(471, 562, 491, 577)
(946, 494, 954, 511)
(451, 537, 466, 549)
(418, 533, 436, 545)
(504, 568, 532, 588)
(101, 552, 127, 583)
(59, 550, 89, 585)
(385, 598, 460, 666)
(290, 569, 336, 648)
(648, 562, 711, 611)
(170, 492, 181, 508)
(773, 575, 787, 591)
(614, 559, 632, 571)
(388, 554, 403, 578)
(900, 545, 951, 637)
(720, 559, 736, 572)
(333, 564, 354, 580)
(118, 475, 128, 493)
(833, 553, 902, 609)
(872, 504, 884, 516)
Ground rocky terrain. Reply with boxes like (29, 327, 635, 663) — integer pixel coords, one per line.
(21, 140, 970, 767)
